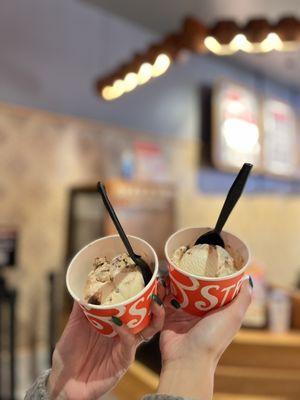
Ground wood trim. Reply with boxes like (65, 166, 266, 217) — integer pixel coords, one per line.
(215, 365, 300, 397)
(235, 329, 300, 347)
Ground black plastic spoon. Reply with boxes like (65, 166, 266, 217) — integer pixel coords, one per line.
(195, 163, 253, 248)
(97, 182, 152, 285)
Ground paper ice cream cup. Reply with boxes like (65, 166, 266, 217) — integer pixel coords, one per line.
(165, 227, 250, 316)
(66, 234, 159, 336)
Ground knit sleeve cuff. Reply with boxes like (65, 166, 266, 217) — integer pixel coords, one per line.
(24, 369, 51, 400)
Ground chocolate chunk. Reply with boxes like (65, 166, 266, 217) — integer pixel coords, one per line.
(88, 295, 101, 305)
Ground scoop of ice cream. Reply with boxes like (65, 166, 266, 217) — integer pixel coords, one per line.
(84, 253, 145, 305)
(171, 244, 236, 277)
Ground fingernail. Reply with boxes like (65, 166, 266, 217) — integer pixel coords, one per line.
(151, 293, 163, 306)
(171, 299, 181, 309)
(111, 316, 122, 326)
(248, 275, 254, 288)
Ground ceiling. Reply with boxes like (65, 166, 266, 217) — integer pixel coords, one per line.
(83, 0, 300, 89)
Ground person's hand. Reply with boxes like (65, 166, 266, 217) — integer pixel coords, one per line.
(158, 277, 253, 400)
(48, 293, 164, 400)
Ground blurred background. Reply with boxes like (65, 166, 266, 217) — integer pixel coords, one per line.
(1, 0, 300, 399)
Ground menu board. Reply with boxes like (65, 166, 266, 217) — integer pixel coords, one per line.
(212, 81, 261, 172)
(262, 99, 298, 178)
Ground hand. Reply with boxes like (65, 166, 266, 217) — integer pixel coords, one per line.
(158, 277, 252, 400)
(48, 294, 165, 400)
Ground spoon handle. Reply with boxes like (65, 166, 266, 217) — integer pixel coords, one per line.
(214, 163, 253, 234)
(97, 182, 136, 259)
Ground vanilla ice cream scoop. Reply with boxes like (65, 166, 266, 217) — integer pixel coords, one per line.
(171, 244, 237, 277)
(84, 253, 145, 305)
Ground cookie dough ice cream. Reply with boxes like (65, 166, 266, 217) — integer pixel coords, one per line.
(172, 243, 237, 278)
(84, 253, 145, 305)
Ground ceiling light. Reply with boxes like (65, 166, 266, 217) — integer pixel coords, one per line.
(229, 34, 254, 53)
(260, 32, 283, 52)
(204, 36, 235, 55)
(204, 36, 223, 54)
(101, 86, 114, 101)
(97, 16, 300, 100)
(124, 72, 138, 92)
(137, 63, 152, 84)
(110, 79, 125, 98)
(152, 53, 171, 77)
(102, 80, 125, 100)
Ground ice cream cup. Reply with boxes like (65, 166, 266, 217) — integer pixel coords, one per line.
(165, 227, 250, 316)
(66, 234, 159, 336)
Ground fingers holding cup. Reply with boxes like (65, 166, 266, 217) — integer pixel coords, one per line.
(136, 293, 165, 344)
(66, 235, 159, 337)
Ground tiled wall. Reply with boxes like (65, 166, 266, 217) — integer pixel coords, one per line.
(1, 102, 300, 347)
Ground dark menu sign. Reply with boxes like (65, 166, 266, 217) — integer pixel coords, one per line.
(0, 228, 17, 267)
(262, 99, 298, 178)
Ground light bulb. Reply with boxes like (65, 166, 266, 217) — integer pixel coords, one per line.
(110, 79, 125, 99)
(204, 36, 235, 55)
(260, 32, 283, 52)
(229, 34, 254, 53)
(152, 54, 171, 77)
(137, 63, 152, 84)
(204, 36, 222, 54)
(113, 79, 125, 93)
(124, 72, 138, 92)
(102, 86, 114, 101)
(102, 80, 125, 100)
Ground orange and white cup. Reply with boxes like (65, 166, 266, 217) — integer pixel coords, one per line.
(165, 227, 250, 316)
(66, 235, 159, 336)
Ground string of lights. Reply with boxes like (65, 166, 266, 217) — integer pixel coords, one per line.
(95, 16, 300, 101)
